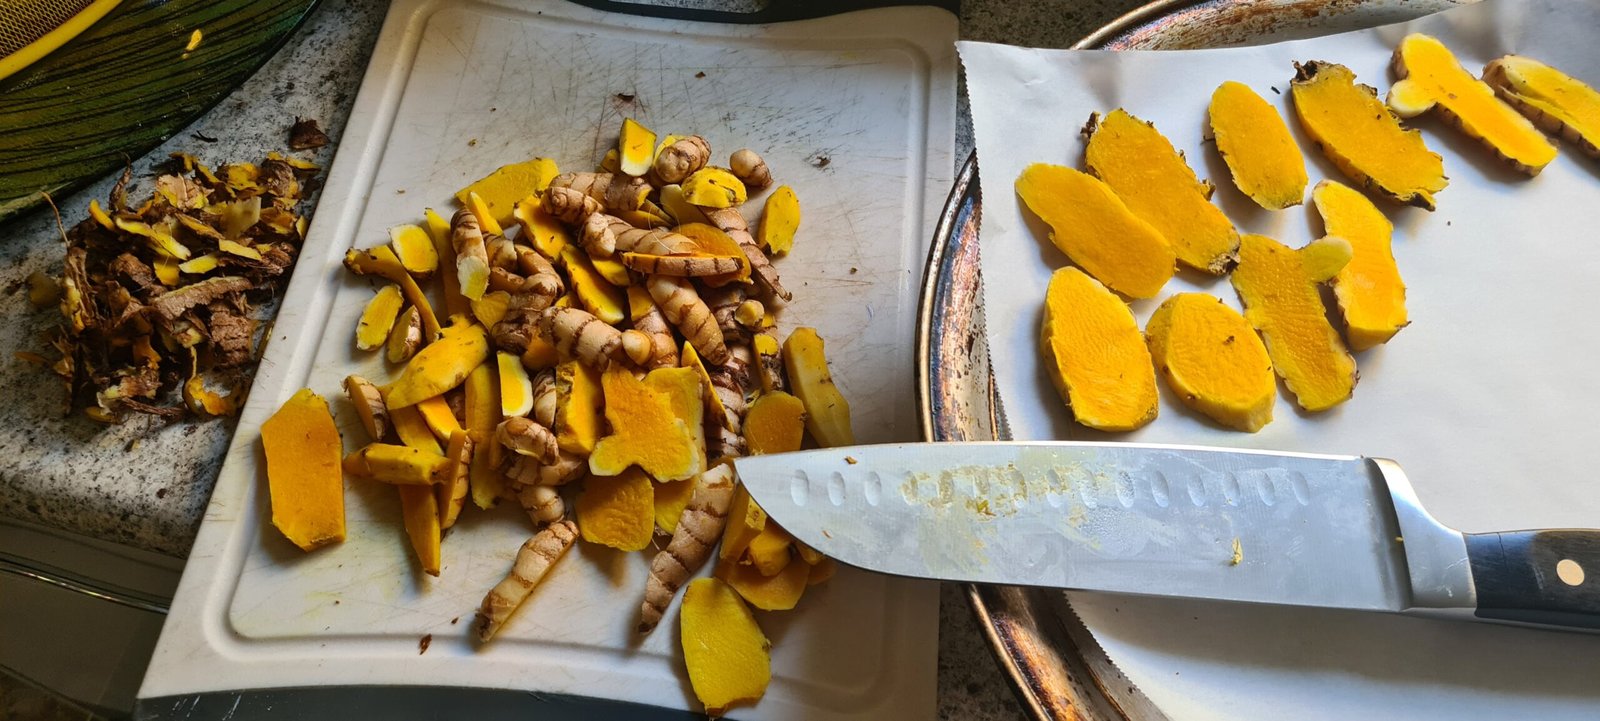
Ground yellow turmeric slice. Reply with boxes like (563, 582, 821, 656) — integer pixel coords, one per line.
(559, 246, 626, 324)
(398, 485, 442, 576)
(385, 320, 489, 409)
(1484, 55, 1600, 160)
(1084, 110, 1240, 274)
(1312, 180, 1408, 350)
(681, 167, 748, 208)
(617, 118, 657, 177)
(1145, 294, 1275, 433)
(654, 477, 696, 534)
(342, 443, 451, 485)
(645, 366, 708, 474)
(385, 306, 421, 364)
(388, 224, 438, 279)
(455, 157, 560, 228)
(807, 558, 837, 585)
(1040, 267, 1158, 432)
(1388, 34, 1556, 175)
(720, 485, 767, 562)
(344, 246, 442, 341)
(589, 367, 702, 482)
(681, 577, 771, 716)
(1208, 81, 1309, 210)
(1291, 61, 1447, 210)
(717, 555, 808, 611)
(414, 394, 463, 441)
(555, 360, 603, 456)
(438, 430, 472, 529)
(355, 284, 404, 351)
(470, 291, 511, 328)
(744, 391, 806, 455)
(498, 351, 535, 417)
(745, 523, 793, 577)
(512, 197, 570, 262)
(463, 361, 503, 509)
(424, 208, 469, 318)
(1014, 163, 1174, 298)
(782, 328, 855, 447)
(577, 468, 656, 552)
(758, 186, 800, 255)
(1231, 234, 1357, 412)
(260, 389, 344, 552)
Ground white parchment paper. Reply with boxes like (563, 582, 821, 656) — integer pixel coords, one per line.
(960, 0, 1600, 718)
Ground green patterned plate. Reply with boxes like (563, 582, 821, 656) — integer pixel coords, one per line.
(0, 0, 320, 222)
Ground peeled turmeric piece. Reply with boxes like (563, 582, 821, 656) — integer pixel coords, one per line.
(645, 366, 709, 475)
(1040, 267, 1158, 432)
(1388, 34, 1556, 175)
(758, 186, 800, 255)
(385, 306, 422, 363)
(342, 443, 451, 485)
(654, 477, 695, 534)
(438, 430, 472, 529)
(1084, 110, 1240, 274)
(618, 118, 657, 177)
(744, 391, 806, 455)
(451, 208, 491, 301)
(391, 403, 442, 455)
(718, 555, 808, 611)
(425, 208, 470, 318)
(260, 389, 344, 552)
(386, 320, 490, 409)
(745, 523, 793, 577)
(1231, 234, 1357, 412)
(1146, 294, 1275, 432)
(1291, 61, 1447, 210)
(782, 328, 854, 447)
(398, 485, 442, 576)
(476, 520, 579, 642)
(471, 291, 511, 328)
(559, 246, 625, 324)
(464, 361, 503, 509)
(1208, 81, 1308, 209)
(389, 224, 438, 278)
(512, 198, 570, 261)
(344, 246, 442, 340)
(498, 351, 535, 417)
(590, 367, 702, 481)
(680, 577, 771, 716)
(457, 157, 561, 228)
(681, 167, 747, 208)
(577, 468, 656, 551)
(1312, 180, 1408, 350)
(1014, 163, 1174, 298)
(343, 375, 390, 442)
(1484, 55, 1600, 160)
(355, 284, 404, 351)
(719, 485, 766, 562)
(555, 360, 603, 455)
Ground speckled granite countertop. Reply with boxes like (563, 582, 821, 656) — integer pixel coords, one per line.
(0, 0, 1144, 717)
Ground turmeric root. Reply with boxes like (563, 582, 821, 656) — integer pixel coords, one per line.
(701, 284, 752, 343)
(355, 284, 404, 351)
(757, 185, 799, 254)
(1388, 34, 1556, 175)
(343, 375, 390, 442)
(1145, 294, 1275, 432)
(540, 306, 623, 370)
(577, 467, 656, 551)
(676, 223, 752, 285)
(343, 246, 442, 340)
(659, 183, 710, 226)
(1014, 163, 1174, 299)
(548, 172, 649, 213)
(1085, 110, 1240, 274)
(541, 186, 602, 226)
(621, 252, 742, 278)
(438, 430, 472, 529)
(729, 148, 773, 190)
(640, 463, 736, 633)
(490, 250, 562, 354)
(1484, 55, 1600, 159)
(555, 360, 603, 456)
(648, 275, 728, 365)
(1291, 61, 1447, 210)
(744, 391, 806, 454)
(516, 484, 564, 527)
(620, 329, 654, 365)
(718, 555, 808, 611)
(1041, 267, 1159, 432)
(450, 208, 491, 300)
(342, 443, 452, 485)
(752, 323, 788, 394)
(386, 320, 490, 409)
(497, 416, 559, 463)
(261, 388, 345, 552)
(618, 118, 657, 177)
(485, 233, 518, 271)
(385, 306, 422, 363)
(1312, 180, 1408, 351)
(628, 286, 679, 370)
(590, 366, 702, 481)
(1208, 81, 1308, 210)
(702, 207, 790, 301)
(654, 135, 711, 185)
(476, 520, 579, 642)
(782, 328, 855, 446)
(681, 168, 748, 208)
(531, 368, 558, 428)
(505, 449, 587, 487)
(1231, 234, 1357, 412)
(425, 207, 470, 318)
(680, 577, 771, 715)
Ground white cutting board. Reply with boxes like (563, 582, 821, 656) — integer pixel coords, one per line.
(138, 1, 955, 718)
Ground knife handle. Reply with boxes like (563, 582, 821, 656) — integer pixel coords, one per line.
(1465, 530, 1600, 630)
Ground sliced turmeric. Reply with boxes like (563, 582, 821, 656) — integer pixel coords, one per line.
(438, 430, 472, 529)
(451, 207, 491, 301)
(645, 366, 709, 476)
(681, 167, 747, 208)
(342, 443, 451, 485)
(497, 351, 535, 417)
(414, 394, 464, 441)
(807, 557, 837, 585)
(680, 341, 727, 429)
(1388, 34, 1556, 175)
(618, 118, 657, 177)
(1312, 180, 1408, 350)
(456, 157, 560, 227)
(1145, 294, 1275, 432)
(659, 184, 710, 226)
(1484, 54, 1600, 160)
(654, 477, 696, 534)
(559, 247, 625, 324)
(343, 375, 390, 442)
(590, 367, 702, 481)
(1014, 163, 1174, 298)
(744, 391, 806, 455)
(512, 197, 570, 261)
(675, 222, 751, 283)
(1290, 61, 1447, 210)
(641, 464, 736, 633)
(476, 520, 579, 641)
(425, 207, 470, 317)
(260, 389, 344, 551)
(355, 284, 404, 352)
(385, 306, 421, 363)
(719, 485, 766, 562)
(757, 186, 800, 255)
(745, 523, 793, 577)
(467, 192, 505, 236)
(782, 328, 855, 447)
(1041, 267, 1158, 432)
(398, 485, 442, 576)
(470, 290, 511, 328)
(1209, 81, 1309, 209)
(343, 246, 442, 341)
(463, 361, 503, 509)
(577, 468, 656, 551)
(389, 224, 438, 279)
(555, 360, 603, 456)
(1084, 110, 1240, 274)
(718, 556, 808, 611)
(386, 320, 490, 409)
(1231, 234, 1357, 412)
(390, 403, 442, 455)
(680, 577, 771, 716)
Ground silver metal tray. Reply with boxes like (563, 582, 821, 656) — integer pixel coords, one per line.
(916, 1, 1464, 718)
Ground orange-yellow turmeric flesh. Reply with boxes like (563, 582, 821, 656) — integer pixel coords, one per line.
(1312, 180, 1408, 351)
(1145, 294, 1275, 432)
(717, 556, 808, 611)
(260, 388, 345, 551)
(1015, 164, 1174, 299)
(1291, 61, 1447, 210)
(680, 578, 770, 715)
(1231, 234, 1357, 412)
(1388, 34, 1556, 175)
(1085, 110, 1240, 274)
(1484, 54, 1600, 160)
(1209, 81, 1309, 210)
(589, 366, 701, 481)
(1040, 267, 1158, 432)
(577, 467, 656, 552)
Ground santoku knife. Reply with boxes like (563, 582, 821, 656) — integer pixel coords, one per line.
(731, 442, 1600, 631)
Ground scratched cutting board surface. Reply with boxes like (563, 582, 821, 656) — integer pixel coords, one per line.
(138, 1, 955, 718)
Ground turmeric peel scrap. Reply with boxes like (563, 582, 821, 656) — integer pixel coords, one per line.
(1484, 55, 1600, 160)
(1040, 267, 1158, 432)
(260, 389, 345, 552)
(1146, 294, 1275, 433)
(1085, 110, 1240, 274)
(1313, 180, 1408, 351)
(1208, 81, 1308, 210)
(1290, 61, 1447, 210)
(1388, 34, 1556, 175)
(1014, 163, 1174, 298)
(719, 485, 766, 562)
(1231, 234, 1357, 412)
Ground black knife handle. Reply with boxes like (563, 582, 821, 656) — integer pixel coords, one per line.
(1465, 530, 1600, 630)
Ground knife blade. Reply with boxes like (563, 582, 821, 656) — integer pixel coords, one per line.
(731, 442, 1600, 631)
